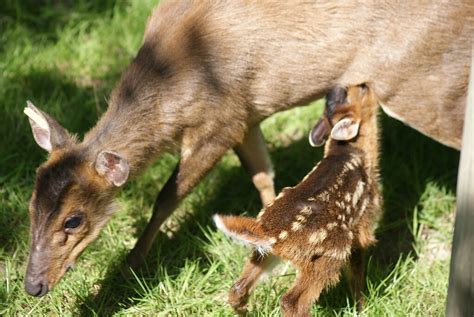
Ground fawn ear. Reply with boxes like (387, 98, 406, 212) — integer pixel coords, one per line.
(95, 151, 130, 187)
(24, 101, 74, 152)
(309, 117, 330, 147)
(330, 118, 360, 141)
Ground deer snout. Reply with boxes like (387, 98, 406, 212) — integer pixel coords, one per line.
(24, 272, 49, 297)
(25, 246, 51, 297)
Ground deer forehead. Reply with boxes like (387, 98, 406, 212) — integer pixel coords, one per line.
(32, 153, 104, 224)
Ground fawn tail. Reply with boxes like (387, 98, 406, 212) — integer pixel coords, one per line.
(213, 215, 274, 255)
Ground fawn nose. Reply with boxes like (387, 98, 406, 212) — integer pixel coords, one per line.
(25, 277, 49, 297)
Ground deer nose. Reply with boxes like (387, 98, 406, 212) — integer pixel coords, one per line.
(25, 278, 49, 297)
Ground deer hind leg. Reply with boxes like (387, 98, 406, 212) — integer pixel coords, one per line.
(234, 124, 275, 206)
(229, 251, 279, 313)
(281, 257, 345, 317)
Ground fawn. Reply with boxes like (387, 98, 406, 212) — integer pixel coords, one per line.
(214, 85, 381, 316)
(24, 0, 469, 297)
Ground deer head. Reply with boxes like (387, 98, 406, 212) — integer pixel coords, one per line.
(23, 102, 129, 296)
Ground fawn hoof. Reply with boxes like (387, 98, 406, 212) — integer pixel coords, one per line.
(356, 296, 365, 312)
(228, 279, 250, 313)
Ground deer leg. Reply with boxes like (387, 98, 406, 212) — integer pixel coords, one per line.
(126, 140, 231, 270)
(234, 124, 275, 206)
(228, 250, 279, 313)
(281, 258, 344, 317)
(348, 247, 367, 311)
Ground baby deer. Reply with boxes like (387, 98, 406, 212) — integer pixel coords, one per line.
(214, 85, 381, 316)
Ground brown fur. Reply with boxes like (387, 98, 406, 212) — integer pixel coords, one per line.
(25, 0, 471, 295)
(214, 85, 381, 316)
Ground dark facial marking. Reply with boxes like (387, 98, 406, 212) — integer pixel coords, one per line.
(33, 153, 82, 222)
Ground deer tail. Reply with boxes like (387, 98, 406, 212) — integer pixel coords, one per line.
(213, 214, 274, 255)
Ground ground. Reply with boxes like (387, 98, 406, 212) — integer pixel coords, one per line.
(0, 1, 459, 316)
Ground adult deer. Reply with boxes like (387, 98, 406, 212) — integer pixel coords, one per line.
(24, 0, 472, 296)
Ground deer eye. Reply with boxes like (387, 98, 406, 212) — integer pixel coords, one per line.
(64, 215, 83, 231)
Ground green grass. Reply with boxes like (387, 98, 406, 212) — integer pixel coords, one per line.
(0, 1, 460, 316)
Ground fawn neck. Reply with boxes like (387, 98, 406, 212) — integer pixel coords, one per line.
(326, 110, 380, 180)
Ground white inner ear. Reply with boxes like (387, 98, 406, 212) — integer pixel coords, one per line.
(330, 118, 360, 141)
(95, 151, 130, 187)
(24, 104, 49, 130)
(24, 103, 52, 152)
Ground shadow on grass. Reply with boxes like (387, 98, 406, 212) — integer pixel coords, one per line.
(0, 0, 126, 43)
(76, 111, 459, 315)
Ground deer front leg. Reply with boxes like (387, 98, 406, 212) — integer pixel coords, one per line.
(228, 251, 278, 313)
(126, 137, 231, 270)
(234, 124, 275, 206)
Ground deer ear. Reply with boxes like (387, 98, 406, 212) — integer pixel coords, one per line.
(24, 101, 73, 152)
(330, 118, 360, 141)
(309, 118, 330, 147)
(95, 151, 130, 187)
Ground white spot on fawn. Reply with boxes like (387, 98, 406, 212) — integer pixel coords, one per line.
(327, 222, 338, 230)
(318, 191, 329, 202)
(300, 206, 312, 215)
(344, 192, 351, 202)
(291, 221, 303, 232)
(325, 245, 351, 260)
(312, 246, 325, 255)
(353, 180, 365, 207)
(345, 205, 352, 214)
(347, 230, 354, 240)
(296, 214, 307, 223)
(351, 154, 363, 166)
(360, 198, 369, 215)
(309, 229, 327, 244)
(279, 230, 288, 240)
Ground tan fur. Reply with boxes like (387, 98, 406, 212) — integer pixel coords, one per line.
(25, 0, 471, 294)
(215, 85, 382, 316)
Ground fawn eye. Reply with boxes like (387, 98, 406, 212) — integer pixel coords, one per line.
(64, 215, 83, 231)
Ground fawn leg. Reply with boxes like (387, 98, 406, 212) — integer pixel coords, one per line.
(348, 247, 367, 311)
(229, 251, 278, 313)
(234, 124, 275, 206)
(281, 258, 344, 317)
(126, 140, 231, 270)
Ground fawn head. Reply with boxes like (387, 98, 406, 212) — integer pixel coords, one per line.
(23, 102, 128, 296)
(309, 85, 372, 147)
